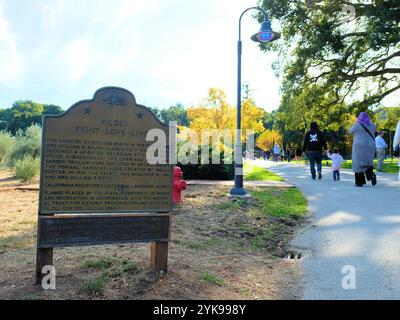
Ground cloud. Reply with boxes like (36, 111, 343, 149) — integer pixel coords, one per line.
(61, 38, 91, 83)
(104, 0, 164, 37)
(0, 0, 281, 111)
(141, 0, 280, 110)
(42, 0, 64, 31)
(47, 0, 162, 84)
(0, 1, 24, 87)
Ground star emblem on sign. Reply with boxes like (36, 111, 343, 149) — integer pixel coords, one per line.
(136, 112, 145, 119)
(84, 107, 92, 115)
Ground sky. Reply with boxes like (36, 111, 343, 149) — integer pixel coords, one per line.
(0, 0, 281, 112)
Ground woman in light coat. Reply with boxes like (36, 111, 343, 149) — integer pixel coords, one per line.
(273, 143, 281, 162)
(349, 112, 377, 187)
(393, 120, 400, 181)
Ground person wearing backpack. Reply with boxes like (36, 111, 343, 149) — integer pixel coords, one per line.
(393, 120, 400, 181)
(303, 122, 327, 180)
(349, 112, 377, 187)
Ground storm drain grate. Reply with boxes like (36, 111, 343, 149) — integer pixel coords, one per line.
(285, 251, 302, 260)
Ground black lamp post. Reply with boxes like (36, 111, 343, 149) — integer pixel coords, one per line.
(230, 7, 280, 197)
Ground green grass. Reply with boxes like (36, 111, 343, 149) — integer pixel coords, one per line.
(82, 257, 140, 295)
(85, 274, 109, 296)
(252, 188, 308, 219)
(201, 272, 225, 286)
(83, 257, 115, 270)
(215, 184, 308, 220)
(244, 162, 285, 182)
(214, 186, 308, 255)
(295, 158, 399, 174)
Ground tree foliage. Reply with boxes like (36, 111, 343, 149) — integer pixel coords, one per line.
(258, 0, 400, 131)
(161, 104, 190, 127)
(187, 88, 235, 132)
(374, 106, 400, 130)
(187, 88, 265, 141)
(0, 101, 63, 133)
(149, 104, 189, 127)
(256, 130, 283, 151)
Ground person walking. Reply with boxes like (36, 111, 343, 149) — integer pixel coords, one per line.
(349, 112, 377, 187)
(303, 122, 327, 180)
(286, 147, 292, 163)
(295, 147, 302, 163)
(393, 120, 400, 181)
(327, 149, 345, 181)
(273, 143, 280, 162)
(375, 131, 388, 171)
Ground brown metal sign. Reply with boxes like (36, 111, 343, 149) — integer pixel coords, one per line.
(38, 214, 171, 248)
(39, 87, 172, 215)
(36, 87, 173, 283)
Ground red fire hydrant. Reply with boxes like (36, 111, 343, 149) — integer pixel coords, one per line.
(173, 166, 187, 204)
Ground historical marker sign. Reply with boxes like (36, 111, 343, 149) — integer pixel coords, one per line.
(40, 87, 172, 215)
(36, 87, 173, 283)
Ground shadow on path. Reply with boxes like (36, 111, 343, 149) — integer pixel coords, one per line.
(252, 160, 400, 300)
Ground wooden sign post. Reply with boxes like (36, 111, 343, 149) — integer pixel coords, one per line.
(36, 87, 173, 284)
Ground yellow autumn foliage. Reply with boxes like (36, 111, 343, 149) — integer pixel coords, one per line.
(186, 88, 265, 142)
(256, 130, 283, 152)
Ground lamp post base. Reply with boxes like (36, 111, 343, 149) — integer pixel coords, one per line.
(229, 187, 248, 197)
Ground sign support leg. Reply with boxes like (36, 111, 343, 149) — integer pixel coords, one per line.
(151, 241, 168, 272)
(36, 248, 53, 285)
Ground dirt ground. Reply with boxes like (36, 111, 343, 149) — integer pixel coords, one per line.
(0, 169, 40, 189)
(0, 174, 305, 300)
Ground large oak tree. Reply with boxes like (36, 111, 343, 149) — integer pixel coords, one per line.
(258, 0, 400, 131)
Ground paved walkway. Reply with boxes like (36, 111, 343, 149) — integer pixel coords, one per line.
(187, 180, 294, 188)
(253, 160, 400, 300)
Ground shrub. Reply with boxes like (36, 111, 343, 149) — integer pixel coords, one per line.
(177, 144, 234, 180)
(179, 163, 233, 180)
(14, 156, 40, 182)
(25, 124, 42, 157)
(84, 274, 108, 296)
(8, 124, 42, 167)
(0, 131, 14, 166)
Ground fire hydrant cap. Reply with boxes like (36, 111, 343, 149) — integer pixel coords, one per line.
(174, 167, 183, 177)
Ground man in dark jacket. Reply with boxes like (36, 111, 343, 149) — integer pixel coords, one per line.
(303, 122, 327, 180)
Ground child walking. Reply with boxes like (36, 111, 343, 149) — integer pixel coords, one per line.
(327, 149, 345, 181)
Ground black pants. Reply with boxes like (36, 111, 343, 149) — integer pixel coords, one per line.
(355, 167, 374, 185)
(308, 151, 322, 179)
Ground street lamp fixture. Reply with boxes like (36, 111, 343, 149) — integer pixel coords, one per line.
(251, 20, 281, 43)
(230, 7, 280, 197)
